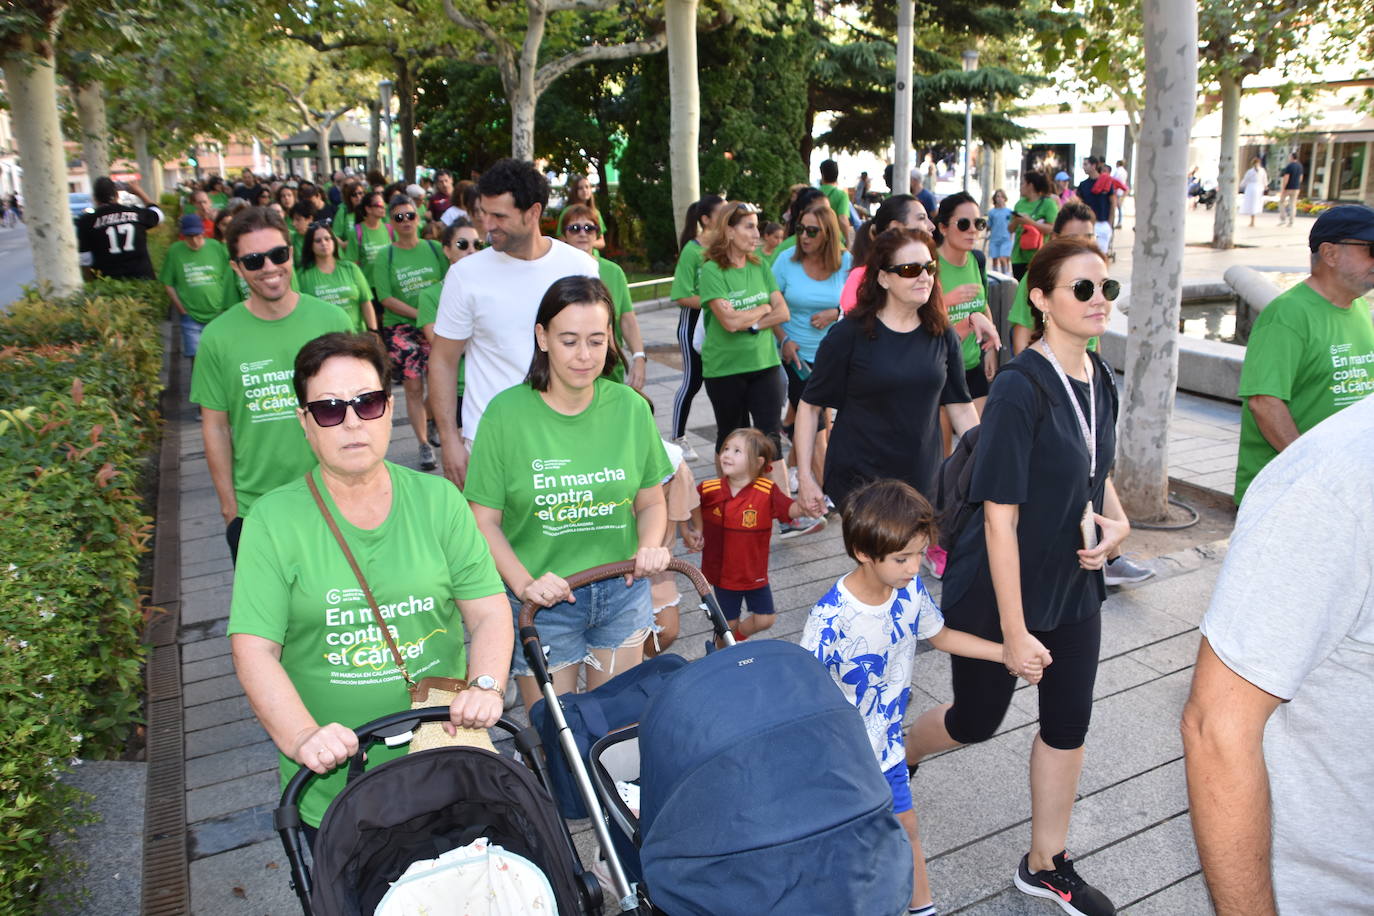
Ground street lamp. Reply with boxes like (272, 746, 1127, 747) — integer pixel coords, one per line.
(962, 49, 979, 194)
(378, 79, 394, 180)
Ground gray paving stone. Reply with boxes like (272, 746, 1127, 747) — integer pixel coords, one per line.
(183, 672, 245, 708)
(1129, 565, 1222, 627)
(1121, 873, 1212, 914)
(1073, 813, 1202, 909)
(181, 535, 232, 572)
(183, 568, 235, 595)
(180, 616, 228, 645)
(188, 804, 277, 860)
(180, 486, 222, 522)
(186, 716, 271, 759)
(184, 651, 235, 684)
(190, 838, 304, 916)
(43, 761, 146, 916)
(182, 553, 234, 580)
(187, 771, 279, 824)
(184, 694, 254, 732)
(1099, 594, 1195, 658)
(181, 456, 209, 478)
(181, 583, 232, 627)
(182, 633, 232, 663)
(179, 513, 229, 545)
(1077, 672, 1190, 796)
(1129, 631, 1201, 676)
(911, 738, 1033, 855)
(186, 740, 278, 790)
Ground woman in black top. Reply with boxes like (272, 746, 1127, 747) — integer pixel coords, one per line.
(793, 228, 977, 515)
(905, 237, 1131, 914)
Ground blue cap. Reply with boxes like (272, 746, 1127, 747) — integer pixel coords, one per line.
(1054, 171, 1070, 181)
(179, 213, 205, 235)
(1309, 204, 1374, 251)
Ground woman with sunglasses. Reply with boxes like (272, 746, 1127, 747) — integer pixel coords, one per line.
(668, 194, 726, 460)
(794, 228, 977, 519)
(555, 175, 606, 246)
(465, 276, 671, 712)
(697, 201, 792, 472)
(936, 192, 997, 415)
(346, 190, 394, 273)
(332, 180, 365, 247)
(905, 237, 1130, 916)
(416, 219, 482, 433)
(843, 194, 935, 312)
(298, 223, 375, 333)
(228, 331, 512, 845)
(560, 203, 646, 389)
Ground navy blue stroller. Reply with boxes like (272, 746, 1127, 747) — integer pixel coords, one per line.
(591, 640, 915, 915)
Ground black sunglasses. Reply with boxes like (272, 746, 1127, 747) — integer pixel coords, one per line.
(1057, 279, 1122, 302)
(953, 217, 989, 232)
(303, 390, 388, 427)
(565, 222, 598, 235)
(453, 238, 484, 251)
(235, 245, 291, 271)
(392, 211, 417, 222)
(1329, 240, 1374, 257)
(882, 260, 938, 278)
(799, 225, 822, 238)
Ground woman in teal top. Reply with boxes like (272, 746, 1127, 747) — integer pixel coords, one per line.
(697, 201, 792, 457)
(669, 194, 725, 457)
(297, 224, 375, 333)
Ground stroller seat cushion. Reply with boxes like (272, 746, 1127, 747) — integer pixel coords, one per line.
(375, 836, 556, 916)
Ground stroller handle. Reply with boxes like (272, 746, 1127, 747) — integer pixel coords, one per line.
(517, 557, 711, 630)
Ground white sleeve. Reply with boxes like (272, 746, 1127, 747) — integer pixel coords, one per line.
(433, 260, 470, 341)
(914, 587, 945, 641)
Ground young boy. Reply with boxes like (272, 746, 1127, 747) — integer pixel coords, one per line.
(801, 479, 1041, 916)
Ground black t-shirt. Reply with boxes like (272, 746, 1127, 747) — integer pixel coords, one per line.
(1281, 161, 1304, 190)
(77, 203, 162, 279)
(1077, 179, 1112, 222)
(802, 315, 971, 509)
(942, 348, 1118, 631)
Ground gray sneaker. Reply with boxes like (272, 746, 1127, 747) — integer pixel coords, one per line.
(672, 436, 699, 462)
(779, 516, 827, 540)
(417, 442, 437, 471)
(1104, 554, 1154, 586)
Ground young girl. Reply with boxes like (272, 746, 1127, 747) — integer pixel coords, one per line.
(698, 427, 822, 645)
(645, 436, 703, 657)
(987, 189, 1013, 275)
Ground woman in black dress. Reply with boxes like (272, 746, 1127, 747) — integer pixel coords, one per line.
(904, 237, 1131, 915)
(793, 227, 977, 516)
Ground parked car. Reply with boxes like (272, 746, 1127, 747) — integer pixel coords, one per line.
(68, 192, 95, 222)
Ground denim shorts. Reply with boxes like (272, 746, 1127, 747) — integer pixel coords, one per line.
(179, 312, 206, 357)
(883, 761, 913, 814)
(508, 576, 653, 677)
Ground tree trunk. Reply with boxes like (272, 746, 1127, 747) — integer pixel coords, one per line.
(510, 79, 537, 161)
(73, 79, 111, 180)
(1211, 72, 1241, 250)
(666, 0, 701, 225)
(368, 99, 382, 173)
(397, 59, 417, 183)
(4, 43, 83, 298)
(891, 0, 915, 193)
(1116, 0, 1197, 522)
(595, 157, 616, 248)
(130, 123, 164, 198)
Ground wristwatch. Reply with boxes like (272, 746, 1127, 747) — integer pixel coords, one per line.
(630, 351, 646, 362)
(469, 674, 501, 693)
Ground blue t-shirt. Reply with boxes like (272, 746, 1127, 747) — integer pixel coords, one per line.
(771, 250, 852, 363)
(987, 207, 1013, 245)
(800, 575, 945, 771)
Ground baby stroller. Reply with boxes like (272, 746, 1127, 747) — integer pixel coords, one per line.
(275, 712, 603, 915)
(519, 558, 736, 912)
(590, 639, 915, 915)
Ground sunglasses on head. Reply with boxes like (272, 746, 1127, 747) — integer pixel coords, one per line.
(882, 260, 938, 278)
(392, 211, 417, 222)
(565, 222, 598, 235)
(303, 390, 388, 427)
(1057, 279, 1122, 301)
(953, 217, 988, 232)
(799, 225, 822, 238)
(235, 245, 291, 271)
(453, 238, 484, 251)
(735, 203, 761, 215)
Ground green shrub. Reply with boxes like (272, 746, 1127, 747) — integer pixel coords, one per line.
(0, 278, 164, 912)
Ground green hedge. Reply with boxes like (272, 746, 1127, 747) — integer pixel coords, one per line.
(0, 279, 165, 911)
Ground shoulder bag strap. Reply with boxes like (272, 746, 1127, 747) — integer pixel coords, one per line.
(305, 471, 416, 689)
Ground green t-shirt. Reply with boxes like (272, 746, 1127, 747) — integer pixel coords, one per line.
(819, 183, 851, 220)
(669, 240, 705, 302)
(938, 252, 990, 370)
(597, 253, 634, 383)
(226, 463, 504, 827)
(348, 222, 393, 274)
(1235, 283, 1374, 502)
(417, 285, 465, 398)
(332, 209, 356, 246)
(159, 238, 232, 323)
(1007, 270, 1099, 352)
(1012, 196, 1059, 264)
(188, 294, 353, 515)
(209, 191, 229, 211)
(372, 241, 448, 328)
(288, 227, 304, 266)
(465, 380, 671, 580)
(298, 260, 372, 333)
(697, 257, 781, 379)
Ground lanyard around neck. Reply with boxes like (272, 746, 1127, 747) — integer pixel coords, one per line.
(1038, 341, 1097, 480)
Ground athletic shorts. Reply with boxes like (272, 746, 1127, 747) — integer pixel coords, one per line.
(381, 323, 429, 383)
(507, 577, 652, 677)
(713, 584, 775, 622)
(883, 761, 913, 814)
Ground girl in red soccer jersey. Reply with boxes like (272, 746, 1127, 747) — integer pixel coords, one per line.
(699, 427, 823, 646)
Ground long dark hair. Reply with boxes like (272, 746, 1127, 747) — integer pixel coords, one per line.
(678, 195, 725, 251)
(853, 194, 917, 264)
(933, 191, 977, 247)
(784, 187, 827, 238)
(525, 276, 622, 391)
(299, 223, 338, 272)
(853, 228, 948, 339)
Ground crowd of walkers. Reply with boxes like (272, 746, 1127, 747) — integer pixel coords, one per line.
(85, 149, 1372, 915)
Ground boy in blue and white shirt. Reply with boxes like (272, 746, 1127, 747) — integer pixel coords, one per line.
(801, 479, 1040, 916)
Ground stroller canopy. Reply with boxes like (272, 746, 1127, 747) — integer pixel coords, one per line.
(309, 747, 586, 916)
(638, 640, 913, 916)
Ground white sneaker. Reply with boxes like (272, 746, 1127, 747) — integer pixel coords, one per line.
(672, 436, 699, 462)
(788, 466, 799, 493)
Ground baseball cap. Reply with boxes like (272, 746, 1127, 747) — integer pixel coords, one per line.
(179, 213, 205, 235)
(406, 183, 424, 201)
(1055, 171, 1070, 181)
(1309, 204, 1374, 251)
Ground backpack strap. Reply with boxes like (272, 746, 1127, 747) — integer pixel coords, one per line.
(429, 240, 446, 271)
(971, 248, 988, 288)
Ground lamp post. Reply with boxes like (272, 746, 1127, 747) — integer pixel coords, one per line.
(378, 79, 394, 180)
(962, 49, 979, 194)
(892, 0, 915, 195)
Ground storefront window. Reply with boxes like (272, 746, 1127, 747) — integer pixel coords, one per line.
(1333, 142, 1367, 199)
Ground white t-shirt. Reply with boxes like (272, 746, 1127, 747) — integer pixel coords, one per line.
(800, 574, 944, 771)
(1111, 165, 1129, 191)
(433, 238, 598, 437)
(1200, 394, 1374, 911)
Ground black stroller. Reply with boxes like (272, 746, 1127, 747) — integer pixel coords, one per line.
(275, 713, 603, 915)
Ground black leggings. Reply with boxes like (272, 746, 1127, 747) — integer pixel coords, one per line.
(671, 307, 703, 439)
(944, 608, 1101, 751)
(703, 365, 786, 455)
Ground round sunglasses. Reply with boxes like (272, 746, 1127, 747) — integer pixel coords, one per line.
(1055, 279, 1122, 301)
(303, 390, 388, 427)
(564, 222, 598, 235)
(950, 217, 988, 232)
(453, 238, 484, 251)
(235, 245, 291, 271)
(881, 260, 938, 278)
(392, 211, 418, 222)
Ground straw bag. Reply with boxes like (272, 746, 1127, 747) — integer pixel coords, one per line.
(307, 472, 495, 754)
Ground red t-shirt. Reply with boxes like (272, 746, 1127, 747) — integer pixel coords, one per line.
(698, 476, 793, 590)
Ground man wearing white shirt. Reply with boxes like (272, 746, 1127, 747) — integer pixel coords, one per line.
(1111, 160, 1129, 229)
(429, 158, 598, 487)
